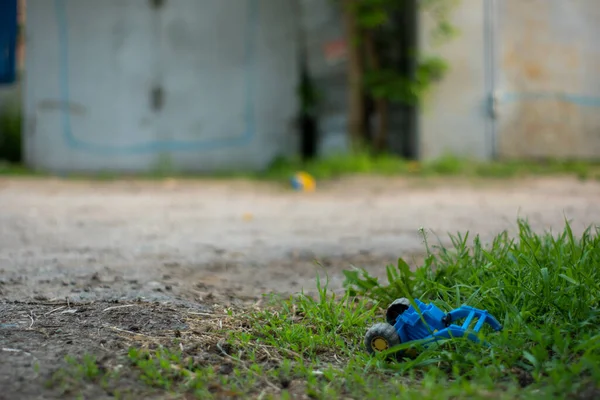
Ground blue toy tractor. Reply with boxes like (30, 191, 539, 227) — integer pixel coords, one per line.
(364, 298, 503, 357)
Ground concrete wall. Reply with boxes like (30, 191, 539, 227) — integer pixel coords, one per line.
(494, 0, 600, 160)
(418, 0, 600, 161)
(24, 0, 299, 174)
(417, 0, 493, 161)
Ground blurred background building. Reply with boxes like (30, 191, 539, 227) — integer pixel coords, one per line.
(1, 0, 599, 174)
(422, 0, 600, 161)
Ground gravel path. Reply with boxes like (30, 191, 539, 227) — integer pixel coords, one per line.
(1, 176, 598, 303)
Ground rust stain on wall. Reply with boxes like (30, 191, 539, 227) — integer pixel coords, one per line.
(524, 64, 544, 80)
(498, 99, 586, 159)
(496, 0, 600, 159)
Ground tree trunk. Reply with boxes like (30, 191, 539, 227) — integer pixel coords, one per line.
(364, 30, 389, 154)
(342, 0, 365, 152)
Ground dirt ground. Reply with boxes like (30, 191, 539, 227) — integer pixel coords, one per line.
(1, 175, 599, 399)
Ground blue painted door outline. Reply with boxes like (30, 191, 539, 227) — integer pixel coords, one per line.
(54, 0, 258, 155)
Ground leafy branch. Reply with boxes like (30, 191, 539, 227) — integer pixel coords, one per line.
(340, 0, 459, 152)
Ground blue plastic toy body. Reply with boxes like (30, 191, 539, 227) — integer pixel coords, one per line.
(393, 299, 502, 347)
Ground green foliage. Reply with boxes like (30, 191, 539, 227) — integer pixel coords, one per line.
(47, 354, 116, 395)
(3, 149, 599, 181)
(345, 0, 459, 106)
(420, 0, 461, 45)
(128, 347, 195, 391)
(262, 151, 600, 181)
(69, 354, 103, 381)
(0, 105, 22, 163)
(365, 56, 448, 104)
(264, 150, 414, 180)
(348, 0, 393, 29)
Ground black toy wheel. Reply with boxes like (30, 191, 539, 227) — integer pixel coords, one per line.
(364, 323, 401, 355)
(386, 298, 411, 325)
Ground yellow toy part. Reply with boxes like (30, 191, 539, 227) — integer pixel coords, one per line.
(290, 171, 316, 192)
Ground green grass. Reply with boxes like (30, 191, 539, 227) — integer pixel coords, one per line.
(2, 152, 600, 182)
(0, 162, 37, 176)
(51, 220, 600, 399)
(341, 221, 600, 397)
(262, 152, 600, 181)
(47, 354, 116, 396)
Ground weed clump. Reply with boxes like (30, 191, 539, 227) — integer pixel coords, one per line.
(344, 219, 600, 395)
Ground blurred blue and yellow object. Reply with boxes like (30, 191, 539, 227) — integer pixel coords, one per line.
(290, 171, 316, 192)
